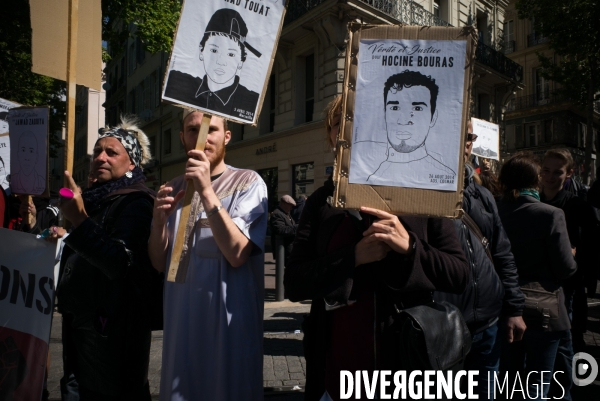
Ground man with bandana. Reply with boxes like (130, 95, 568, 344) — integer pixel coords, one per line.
(164, 8, 261, 122)
(55, 117, 158, 400)
(365, 70, 455, 185)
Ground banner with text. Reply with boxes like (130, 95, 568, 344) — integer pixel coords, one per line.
(0, 228, 56, 401)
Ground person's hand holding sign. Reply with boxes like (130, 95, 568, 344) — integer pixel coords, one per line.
(58, 171, 88, 228)
(360, 206, 415, 256)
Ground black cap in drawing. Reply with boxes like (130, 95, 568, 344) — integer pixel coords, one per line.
(205, 8, 262, 58)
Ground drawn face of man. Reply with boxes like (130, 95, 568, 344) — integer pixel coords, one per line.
(17, 132, 38, 175)
(385, 86, 438, 153)
(480, 134, 492, 150)
(0, 159, 6, 184)
(200, 35, 243, 86)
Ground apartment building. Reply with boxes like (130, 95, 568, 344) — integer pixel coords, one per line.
(503, 0, 600, 179)
(103, 0, 523, 208)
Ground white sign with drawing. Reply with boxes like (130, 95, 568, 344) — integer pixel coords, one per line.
(8, 107, 49, 196)
(349, 39, 466, 191)
(471, 117, 500, 161)
(0, 98, 21, 191)
(162, 0, 286, 124)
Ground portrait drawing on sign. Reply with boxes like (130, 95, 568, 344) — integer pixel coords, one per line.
(164, 8, 261, 122)
(472, 132, 498, 158)
(366, 70, 455, 185)
(10, 131, 45, 195)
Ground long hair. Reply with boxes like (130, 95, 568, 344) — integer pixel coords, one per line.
(323, 95, 342, 148)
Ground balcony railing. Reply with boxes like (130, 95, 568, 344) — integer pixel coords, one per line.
(476, 41, 523, 83)
(284, 0, 450, 27)
(506, 93, 562, 111)
(527, 33, 548, 47)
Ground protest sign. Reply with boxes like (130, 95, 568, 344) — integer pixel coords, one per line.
(333, 24, 476, 218)
(0, 98, 21, 191)
(162, 0, 286, 124)
(471, 117, 500, 161)
(0, 228, 56, 401)
(8, 107, 50, 197)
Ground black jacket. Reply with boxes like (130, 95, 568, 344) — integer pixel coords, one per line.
(57, 183, 155, 395)
(270, 206, 296, 260)
(498, 195, 577, 331)
(436, 171, 523, 332)
(285, 178, 468, 400)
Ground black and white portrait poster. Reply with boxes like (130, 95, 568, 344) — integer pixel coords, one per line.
(162, 0, 286, 124)
(0, 98, 21, 191)
(8, 107, 49, 196)
(471, 117, 500, 161)
(349, 39, 466, 192)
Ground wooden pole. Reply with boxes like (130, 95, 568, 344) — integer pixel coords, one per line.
(167, 113, 212, 283)
(64, 0, 78, 181)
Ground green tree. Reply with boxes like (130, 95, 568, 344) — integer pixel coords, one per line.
(516, 0, 600, 183)
(102, 0, 181, 58)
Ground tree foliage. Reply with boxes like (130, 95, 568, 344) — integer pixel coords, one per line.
(0, 0, 66, 157)
(102, 0, 181, 58)
(516, 0, 600, 181)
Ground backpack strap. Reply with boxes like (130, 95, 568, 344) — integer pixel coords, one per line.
(461, 212, 493, 263)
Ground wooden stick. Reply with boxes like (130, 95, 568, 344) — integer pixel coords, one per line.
(167, 113, 212, 283)
(26, 195, 34, 226)
(63, 0, 78, 230)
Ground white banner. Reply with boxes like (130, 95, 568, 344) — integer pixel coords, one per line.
(0, 228, 56, 401)
(0, 98, 21, 191)
(471, 117, 500, 161)
(162, 0, 286, 124)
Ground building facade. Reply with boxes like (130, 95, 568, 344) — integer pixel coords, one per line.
(72, 84, 106, 188)
(503, 0, 600, 180)
(103, 0, 523, 208)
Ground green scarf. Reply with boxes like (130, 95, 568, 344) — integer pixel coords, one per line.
(519, 189, 540, 201)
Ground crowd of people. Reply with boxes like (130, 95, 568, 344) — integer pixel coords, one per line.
(1, 96, 599, 401)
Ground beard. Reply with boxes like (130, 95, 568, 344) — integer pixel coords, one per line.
(185, 137, 226, 171)
(388, 139, 422, 153)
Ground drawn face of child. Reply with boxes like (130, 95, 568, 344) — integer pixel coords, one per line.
(17, 132, 38, 175)
(200, 35, 243, 86)
(385, 86, 438, 153)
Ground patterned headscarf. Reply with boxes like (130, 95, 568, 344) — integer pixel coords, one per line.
(97, 128, 143, 168)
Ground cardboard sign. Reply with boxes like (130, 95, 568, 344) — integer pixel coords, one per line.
(333, 24, 476, 218)
(0, 98, 21, 191)
(0, 228, 56, 401)
(29, 0, 102, 91)
(162, 0, 286, 124)
(8, 107, 50, 197)
(471, 117, 500, 161)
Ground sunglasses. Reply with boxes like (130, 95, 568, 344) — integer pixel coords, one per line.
(466, 133, 478, 142)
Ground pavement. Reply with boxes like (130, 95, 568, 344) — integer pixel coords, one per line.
(45, 254, 600, 400)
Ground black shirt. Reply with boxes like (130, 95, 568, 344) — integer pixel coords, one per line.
(164, 70, 259, 122)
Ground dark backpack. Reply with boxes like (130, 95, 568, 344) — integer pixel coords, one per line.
(104, 192, 164, 331)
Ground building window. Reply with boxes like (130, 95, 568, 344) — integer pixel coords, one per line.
(149, 136, 156, 159)
(476, 14, 488, 45)
(504, 20, 515, 54)
(292, 162, 314, 198)
(164, 129, 172, 155)
(136, 36, 145, 64)
(525, 123, 540, 147)
(433, 0, 440, 18)
(257, 167, 278, 213)
(544, 120, 553, 143)
(260, 74, 276, 135)
(228, 122, 244, 144)
(305, 54, 315, 122)
(535, 68, 550, 103)
(128, 43, 135, 75)
(515, 125, 524, 148)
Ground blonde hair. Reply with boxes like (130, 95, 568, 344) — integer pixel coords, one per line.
(323, 95, 343, 148)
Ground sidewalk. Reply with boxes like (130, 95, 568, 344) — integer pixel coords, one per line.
(46, 252, 309, 400)
(46, 256, 600, 400)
